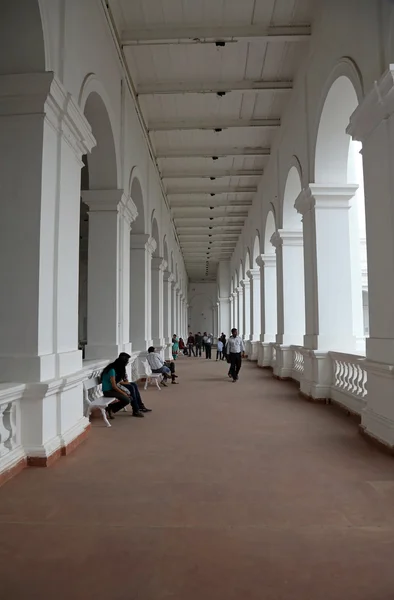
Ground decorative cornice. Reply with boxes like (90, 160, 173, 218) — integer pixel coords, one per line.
(130, 233, 150, 250)
(164, 271, 175, 283)
(256, 253, 276, 268)
(270, 231, 282, 248)
(235, 286, 243, 295)
(294, 188, 313, 216)
(121, 193, 138, 225)
(246, 268, 260, 280)
(347, 66, 394, 141)
(152, 257, 167, 271)
(240, 278, 250, 289)
(0, 72, 96, 160)
(146, 236, 157, 256)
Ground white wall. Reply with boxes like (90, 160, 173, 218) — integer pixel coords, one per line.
(188, 283, 217, 334)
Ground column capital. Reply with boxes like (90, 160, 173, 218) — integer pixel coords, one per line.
(130, 233, 157, 254)
(347, 66, 394, 142)
(163, 271, 175, 283)
(246, 268, 260, 280)
(235, 286, 243, 295)
(0, 72, 96, 160)
(256, 253, 276, 268)
(120, 194, 138, 225)
(270, 231, 282, 248)
(83, 189, 129, 214)
(295, 185, 358, 215)
(152, 257, 167, 271)
(240, 279, 250, 290)
(219, 296, 231, 304)
(277, 229, 303, 246)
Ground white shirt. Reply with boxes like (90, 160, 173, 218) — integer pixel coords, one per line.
(226, 336, 245, 354)
(147, 352, 164, 370)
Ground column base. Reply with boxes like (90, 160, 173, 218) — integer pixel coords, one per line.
(248, 341, 259, 361)
(299, 350, 331, 400)
(272, 346, 293, 379)
(22, 375, 89, 464)
(257, 342, 276, 368)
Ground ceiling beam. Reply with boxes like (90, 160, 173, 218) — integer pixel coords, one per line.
(122, 24, 311, 46)
(162, 169, 263, 179)
(149, 118, 280, 131)
(138, 79, 292, 95)
(167, 186, 257, 195)
(157, 147, 270, 159)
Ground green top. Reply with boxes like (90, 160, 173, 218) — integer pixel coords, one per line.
(102, 368, 115, 392)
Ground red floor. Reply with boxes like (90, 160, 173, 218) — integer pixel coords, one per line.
(1, 358, 394, 599)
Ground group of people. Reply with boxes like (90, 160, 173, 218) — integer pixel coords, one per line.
(183, 332, 226, 360)
(100, 347, 179, 420)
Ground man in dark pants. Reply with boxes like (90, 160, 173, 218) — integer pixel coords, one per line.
(226, 328, 245, 382)
(187, 332, 196, 357)
(205, 333, 213, 359)
(195, 332, 202, 357)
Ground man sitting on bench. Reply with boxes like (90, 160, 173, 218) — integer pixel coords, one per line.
(146, 347, 178, 385)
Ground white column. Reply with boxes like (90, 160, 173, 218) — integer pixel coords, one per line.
(256, 254, 277, 366)
(347, 66, 394, 448)
(236, 286, 243, 336)
(230, 293, 236, 329)
(296, 186, 359, 352)
(151, 257, 167, 348)
(83, 190, 136, 360)
(130, 234, 156, 351)
(163, 270, 174, 357)
(0, 72, 95, 383)
(0, 72, 96, 461)
(171, 280, 177, 337)
(270, 229, 305, 377)
(176, 288, 181, 337)
(219, 297, 231, 334)
(247, 268, 261, 360)
(241, 279, 251, 341)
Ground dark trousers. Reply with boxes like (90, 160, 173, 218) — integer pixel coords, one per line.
(188, 344, 196, 356)
(229, 352, 242, 381)
(216, 350, 223, 360)
(195, 343, 202, 357)
(205, 344, 212, 359)
(121, 382, 144, 411)
(164, 360, 176, 381)
(103, 390, 130, 413)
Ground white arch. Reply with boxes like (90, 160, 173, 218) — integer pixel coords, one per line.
(264, 211, 276, 255)
(283, 164, 303, 229)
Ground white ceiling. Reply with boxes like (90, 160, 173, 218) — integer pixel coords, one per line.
(109, 0, 313, 282)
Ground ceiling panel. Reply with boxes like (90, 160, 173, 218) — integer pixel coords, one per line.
(113, 0, 313, 281)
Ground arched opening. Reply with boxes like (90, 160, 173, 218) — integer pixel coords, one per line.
(314, 74, 366, 351)
(279, 165, 305, 346)
(80, 90, 119, 359)
(264, 212, 276, 254)
(249, 233, 262, 350)
(130, 175, 145, 234)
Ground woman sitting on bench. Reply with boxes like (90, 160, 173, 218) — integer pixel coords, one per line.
(101, 357, 144, 419)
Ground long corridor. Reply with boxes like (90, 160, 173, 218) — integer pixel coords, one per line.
(1, 358, 394, 599)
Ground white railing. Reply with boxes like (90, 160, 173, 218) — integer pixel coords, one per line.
(270, 344, 277, 368)
(291, 346, 305, 382)
(329, 351, 367, 414)
(0, 384, 25, 474)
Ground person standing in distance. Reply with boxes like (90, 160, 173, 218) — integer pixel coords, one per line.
(226, 328, 245, 382)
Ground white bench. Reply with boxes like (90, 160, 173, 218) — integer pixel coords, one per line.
(142, 359, 163, 390)
(84, 371, 117, 428)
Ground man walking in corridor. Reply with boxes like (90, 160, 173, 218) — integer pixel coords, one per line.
(226, 328, 245, 382)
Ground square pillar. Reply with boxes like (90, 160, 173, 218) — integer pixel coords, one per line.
(241, 279, 251, 342)
(347, 66, 394, 448)
(219, 296, 231, 336)
(236, 286, 244, 337)
(256, 254, 277, 367)
(0, 72, 96, 462)
(171, 279, 177, 338)
(83, 190, 137, 360)
(271, 229, 305, 378)
(130, 234, 156, 351)
(163, 271, 174, 358)
(247, 268, 261, 360)
(151, 257, 167, 348)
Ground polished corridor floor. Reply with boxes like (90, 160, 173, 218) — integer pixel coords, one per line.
(1, 358, 394, 599)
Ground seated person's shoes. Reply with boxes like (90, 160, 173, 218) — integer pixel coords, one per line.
(132, 411, 145, 418)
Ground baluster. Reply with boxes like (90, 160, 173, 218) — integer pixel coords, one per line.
(0, 403, 11, 457)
